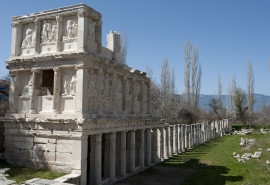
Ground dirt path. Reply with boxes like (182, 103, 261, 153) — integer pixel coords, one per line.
(115, 166, 195, 185)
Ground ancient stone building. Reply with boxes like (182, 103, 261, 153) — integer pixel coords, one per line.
(2, 4, 232, 185)
(3, 4, 157, 185)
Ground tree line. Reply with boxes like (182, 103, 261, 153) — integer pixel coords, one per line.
(147, 40, 270, 127)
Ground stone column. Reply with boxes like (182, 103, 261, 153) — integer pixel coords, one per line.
(152, 128, 161, 163)
(162, 127, 167, 159)
(56, 16, 63, 52)
(109, 132, 116, 181)
(172, 125, 176, 154)
(130, 130, 136, 172)
(34, 19, 41, 54)
(8, 71, 18, 113)
(185, 125, 189, 150)
(95, 20, 102, 53)
(95, 134, 102, 185)
(77, 9, 87, 52)
(120, 131, 127, 176)
(29, 69, 38, 114)
(146, 128, 151, 166)
(11, 21, 22, 56)
(139, 129, 145, 168)
(75, 65, 86, 114)
(167, 126, 171, 156)
(52, 67, 61, 113)
(177, 124, 181, 153)
(79, 136, 88, 185)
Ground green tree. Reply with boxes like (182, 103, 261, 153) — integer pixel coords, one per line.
(233, 87, 248, 125)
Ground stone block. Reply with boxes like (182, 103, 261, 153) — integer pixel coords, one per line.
(4, 135, 13, 142)
(33, 150, 55, 161)
(71, 160, 81, 170)
(72, 140, 81, 160)
(4, 149, 14, 159)
(56, 152, 72, 162)
(56, 144, 72, 153)
(4, 141, 13, 149)
(57, 139, 72, 145)
(51, 163, 71, 173)
(34, 137, 57, 144)
(13, 136, 34, 143)
(13, 149, 33, 159)
(33, 143, 56, 152)
(13, 141, 33, 150)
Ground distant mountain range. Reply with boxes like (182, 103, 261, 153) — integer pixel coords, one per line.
(198, 94, 270, 112)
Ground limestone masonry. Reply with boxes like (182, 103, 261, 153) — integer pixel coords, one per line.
(2, 4, 231, 185)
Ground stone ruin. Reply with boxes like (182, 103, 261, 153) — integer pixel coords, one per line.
(1, 4, 232, 185)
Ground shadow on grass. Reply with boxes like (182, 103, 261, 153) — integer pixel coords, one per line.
(158, 138, 243, 185)
(178, 158, 243, 185)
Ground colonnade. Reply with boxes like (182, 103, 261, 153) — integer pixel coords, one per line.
(84, 119, 231, 185)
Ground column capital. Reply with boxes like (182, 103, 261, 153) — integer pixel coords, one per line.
(77, 9, 85, 18)
(11, 21, 20, 28)
(56, 15, 63, 22)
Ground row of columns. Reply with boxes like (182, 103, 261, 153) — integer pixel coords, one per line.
(85, 119, 231, 185)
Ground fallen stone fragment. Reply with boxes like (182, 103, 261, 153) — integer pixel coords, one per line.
(252, 151, 262, 159)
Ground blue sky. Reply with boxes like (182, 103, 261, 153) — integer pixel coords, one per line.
(1, 0, 270, 95)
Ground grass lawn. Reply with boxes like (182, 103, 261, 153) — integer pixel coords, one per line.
(0, 160, 64, 183)
(160, 130, 270, 185)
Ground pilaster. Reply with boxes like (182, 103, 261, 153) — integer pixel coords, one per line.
(11, 21, 22, 56)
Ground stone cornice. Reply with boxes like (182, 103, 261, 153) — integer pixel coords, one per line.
(12, 4, 102, 23)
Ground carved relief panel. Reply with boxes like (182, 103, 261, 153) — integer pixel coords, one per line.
(62, 16, 78, 52)
(61, 73, 76, 96)
(114, 76, 123, 112)
(60, 68, 76, 113)
(87, 19, 96, 42)
(40, 19, 57, 53)
(18, 71, 32, 113)
(21, 23, 36, 55)
(87, 69, 97, 113)
(101, 72, 112, 112)
(125, 78, 132, 113)
(133, 80, 142, 113)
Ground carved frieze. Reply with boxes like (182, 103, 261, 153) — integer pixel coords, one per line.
(102, 73, 111, 97)
(41, 20, 57, 44)
(62, 18, 78, 41)
(62, 72, 76, 96)
(21, 23, 36, 48)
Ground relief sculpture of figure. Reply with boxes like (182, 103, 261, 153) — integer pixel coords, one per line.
(88, 70, 96, 90)
(49, 25, 57, 42)
(125, 79, 131, 95)
(22, 28, 35, 47)
(70, 75, 76, 96)
(102, 74, 110, 96)
(41, 22, 57, 43)
(115, 78, 122, 95)
(62, 74, 70, 95)
(41, 23, 50, 43)
(63, 20, 77, 41)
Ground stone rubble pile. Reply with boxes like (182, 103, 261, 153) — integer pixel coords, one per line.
(233, 151, 262, 163)
(233, 129, 254, 135)
(260, 128, 268, 134)
(234, 136, 270, 164)
(239, 138, 255, 147)
(0, 168, 16, 185)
